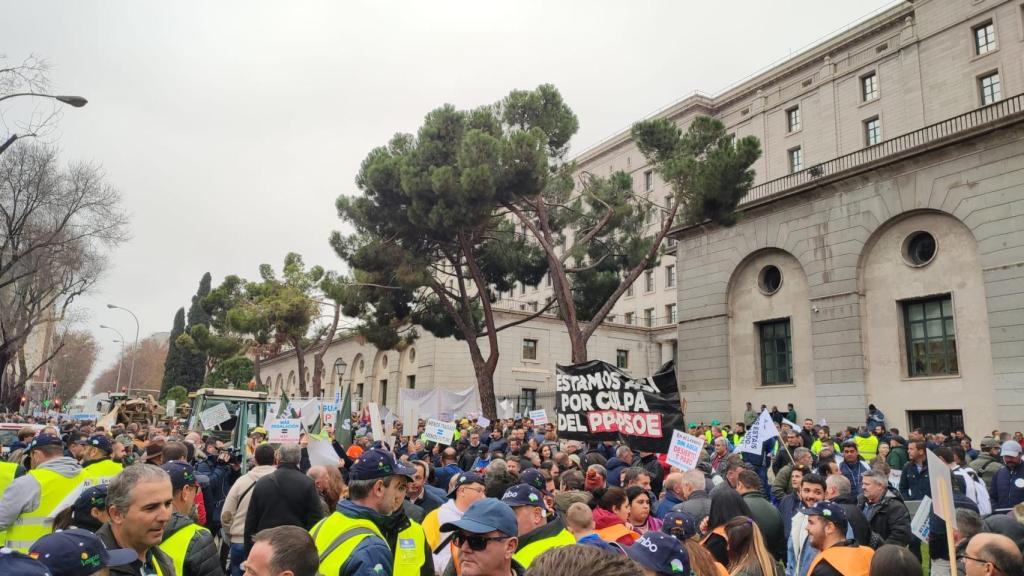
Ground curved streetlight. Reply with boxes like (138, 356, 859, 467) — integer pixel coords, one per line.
(0, 93, 89, 155)
(333, 357, 347, 401)
(106, 304, 139, 397)
(99, 325, 125, 393)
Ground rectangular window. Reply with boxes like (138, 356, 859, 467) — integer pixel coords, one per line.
(379, 379, 388, 406)
(904, 295, 959, 377)
(616, 349, 629, 369)
(980, 72, 1002, 105)
(522, 338, 538, 360)
(666, 303, 678, 325)
(974, 21, 996, 54)
(665, 265, 676, 288)
(517, 388, 537, 414)
(545, 273, 551, 287)
(759, 319, 793, 385)
(644, 270, 655, 292)
(644, 308, 655, 328)
(406, 375, 416, 389)
(861, 72, 879, 101)
(644, 170, 654, 191)
(625, 312, 635, 325)
(528, 301, 538, 312)
(666, 237, 678, 248)
(786, 106, 801, 132)
(864, 117, 882, 146)
(355, 383, 364, 409)
(626, 283, 634, 297)
(788, 147, 803, 173)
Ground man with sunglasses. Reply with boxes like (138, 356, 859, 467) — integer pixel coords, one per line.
(311, 448, 426, 576)
(500, 484, 575, 569)
(960, 533, 1023, 576)
(440, 498, 524, 576)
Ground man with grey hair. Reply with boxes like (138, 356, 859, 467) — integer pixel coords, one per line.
(772, 447, 813, 500)
(606, 445, 632, 487)
(671, 470, 712, 526)
(244, 443, 323, 558)
(96, 463, 176, 575)
(858, 469, 911, 548)
(824, 473, 871, 545)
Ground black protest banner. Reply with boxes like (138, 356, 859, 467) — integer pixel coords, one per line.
(556, 360, 683, 453)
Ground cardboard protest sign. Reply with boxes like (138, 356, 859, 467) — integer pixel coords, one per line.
(269, 419, 301, 444)
(666, 430, 705, 471)
(424, 418, 457, 445)
(556, 360, 682, 452)
(528, 409, 548, 426)
(199, 403, 231, 429)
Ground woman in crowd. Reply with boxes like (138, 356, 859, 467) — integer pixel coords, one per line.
(626, 486, 663, 535)
(663, 511, 729, 576)
(540, 443, 555, 462)
(702, 488, 752, 566)
(724, 516, 779, 576)
(592, 486, 639, 545)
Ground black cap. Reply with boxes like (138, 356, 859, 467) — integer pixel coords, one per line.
(348, 448, 416, 482)
(78, 434, 112, 453)
(799, 501, 849, 531)
(72, 485, 108, 517)
(161, 461, 199, 492)
(519, 468, 548, 495)
(28, 433, 63, 450)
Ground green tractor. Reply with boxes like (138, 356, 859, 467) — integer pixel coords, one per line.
(187, 388, 274, 473)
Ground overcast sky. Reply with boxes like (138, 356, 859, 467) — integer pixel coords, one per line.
(1, 0, 898, 392)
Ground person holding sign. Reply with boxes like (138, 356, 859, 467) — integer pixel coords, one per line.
(802, 502, 874, 576)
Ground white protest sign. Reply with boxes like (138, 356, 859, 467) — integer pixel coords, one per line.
(269, 419, 301, 444)
(199, 403, 232, 429)
(738, 409, 779, 455)
(165, 400, 176, 417)
(528, 409, 548, 425)
(73, 412, 99, 421)
(782, 417, 798, 429)
(666, 430, 705, 471)
(264, 404, 279, 429)
(401, 403, 418, 439)
(477, 416, 491, 429)
(307, 437, 341, 467)
(322, 403, 338, 426)
(911, 495, 932, 542)
(424, 418, 457, 445)
(368, 402, 386, 443)
(927, 449, 957, 529)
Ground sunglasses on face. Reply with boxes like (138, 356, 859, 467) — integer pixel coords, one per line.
(453, 532, 512, 551)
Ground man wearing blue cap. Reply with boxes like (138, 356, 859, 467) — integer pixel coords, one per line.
(29, 527, 137, 576)
(625, 531, 690, 576)
(158, 461, 221, 576)
(311, 447, 430, 576)
(802, 501, 874, 576)
(80, 434, 124, 488)
(0, 433, 84, 552)
(0, 547, 52, 576)
(499, 484, 574, 569)
(439, 498, 524, 576)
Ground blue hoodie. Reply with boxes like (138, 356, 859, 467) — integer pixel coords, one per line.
(333, 500, 395, 576)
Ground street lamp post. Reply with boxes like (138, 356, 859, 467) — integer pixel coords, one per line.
(0, 93, 88, 155)
(333, 358, 347, 401)
(106, 304, 139, 397)
(99, 325, 125, 393)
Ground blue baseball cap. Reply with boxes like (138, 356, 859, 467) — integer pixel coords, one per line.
(28, 433, 63, 450)
(0, 549, 51, 576)
(501, 484, 546, 509)
(447, 471, 484, 498)
(661, 510, 699, 541)
(29, 528, 136, 576)
(440, 498, 518, 537)
(625, 531, 690, 575)
(799, 501, 849, 530)
(519, 468, 548, 494)
(78, 434, 113, 453)
(348, 448, 416, 481)
(72, 485, 108, 516)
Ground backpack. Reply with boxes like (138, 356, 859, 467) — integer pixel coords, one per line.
(956, 466, 992, 516)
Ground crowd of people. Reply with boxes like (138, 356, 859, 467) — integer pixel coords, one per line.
(0, 401, 1022, 576)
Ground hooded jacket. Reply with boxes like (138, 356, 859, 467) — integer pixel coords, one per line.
(858, 486, 912, 547)
(0, 456, 81, 530)
(886, 443, 909, 471)
(162, 511, 222, 576)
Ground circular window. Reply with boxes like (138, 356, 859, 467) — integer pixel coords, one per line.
(903, 231, 937, 267)
(408, 348, 416, 363)
(758, 265, 783, 295)
(381, 355, 388, 369)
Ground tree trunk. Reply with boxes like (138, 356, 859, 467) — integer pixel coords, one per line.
(294, 346, 309, 398)
(252, 345, 262, 391)
(311, 304, 342, 398)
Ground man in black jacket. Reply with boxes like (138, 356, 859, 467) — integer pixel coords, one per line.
(824, 473, 871, 546)
(858, 469, 912, 548)
(457, 431, 483, 471)
(244, 443, 324, 557)
(638, 451, 664, 496)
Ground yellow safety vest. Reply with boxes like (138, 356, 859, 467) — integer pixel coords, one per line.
(311, 512, 387, 576)
(854, 435, 879, 460)
(82, 459, 123, 487)
(160, 521, 207, 576)
(0, 462, 18, 549)
(5, 468, 85, 552)
(513, 528, 576, 568)
(811, 439, 841, 455)
(393, 519, 428, 576)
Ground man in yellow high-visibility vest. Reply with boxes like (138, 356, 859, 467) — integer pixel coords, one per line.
(79, 434, 123, 487)
(0, 433, 83, 552)
(501, 484, 575, 568)
(159, 461, 220, 576)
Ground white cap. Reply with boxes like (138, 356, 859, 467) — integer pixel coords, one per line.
(1000, 440, 1022, 458)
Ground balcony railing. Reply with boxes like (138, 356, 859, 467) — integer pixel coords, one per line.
(740, 93, 1024, 206)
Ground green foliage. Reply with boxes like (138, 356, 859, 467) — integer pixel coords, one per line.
(205, 355, 254, 389)
(159, 308, 188, 398)
(163, 385, 188, 406)
(632, 116, 761, 226)
(180, 273, 212, 390)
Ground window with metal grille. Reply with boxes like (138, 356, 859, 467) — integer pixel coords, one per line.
(517, 388, 537, 413)
(980, 72, 1001, 105)
(904, 295, 958, 377)
(974, 21, 996, 54)
(759, 319, 792, 385)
